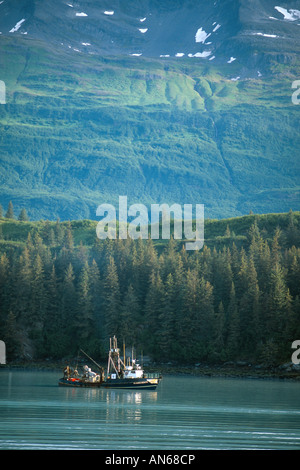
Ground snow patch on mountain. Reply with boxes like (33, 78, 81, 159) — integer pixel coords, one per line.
(195, 27, 211, 43)
(274, 6, 300, 21)
(188, 51, 211, 58)
(9, 19, 25, 33)
(254, 32, 278, 38)
(213, 24, 221, 32)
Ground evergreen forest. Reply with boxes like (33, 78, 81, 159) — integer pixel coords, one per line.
(0, 206, 300, 367)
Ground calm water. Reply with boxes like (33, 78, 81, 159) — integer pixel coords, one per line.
(0, 370, 299, 450)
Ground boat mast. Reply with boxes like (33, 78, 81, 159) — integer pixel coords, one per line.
(107, 337, 112, 375)
(107, 336, 126, 377)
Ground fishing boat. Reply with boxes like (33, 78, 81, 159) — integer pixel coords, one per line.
(58, 337, 162, 390)
(102, 336, 161, 390)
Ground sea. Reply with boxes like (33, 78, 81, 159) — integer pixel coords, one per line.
(0, 370, 299, 451)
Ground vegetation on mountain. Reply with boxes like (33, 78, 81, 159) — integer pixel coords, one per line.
(0, 209, 299, 366)
(0, 34, 299, 220)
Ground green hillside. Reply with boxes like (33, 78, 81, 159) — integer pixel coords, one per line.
(1, 208, 299, 251)
(0, 36, 299, 220)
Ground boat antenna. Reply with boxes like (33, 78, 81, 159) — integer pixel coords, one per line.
(75, 350, 80, 371)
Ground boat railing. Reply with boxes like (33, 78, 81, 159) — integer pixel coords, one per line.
(144, 372, 161, 379)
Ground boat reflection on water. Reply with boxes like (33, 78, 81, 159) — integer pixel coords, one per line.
(104, 389, 159, 424)
(58, 336, 162, 391)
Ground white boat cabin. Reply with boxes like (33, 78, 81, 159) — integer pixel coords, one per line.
(124, 361, 144, 379)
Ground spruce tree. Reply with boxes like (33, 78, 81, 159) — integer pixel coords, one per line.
(13, 247, 32, 324)
(0, 253, 10, 320)
(226, 282, 240, 360)
(63, 221, 74, 252)
(30, 254, 46, 330)
(179, 269, 214, 361)
(18, 208, 29, 221)
(76, 261, 94, 348)
(238, 257, 261, 355)
(212, 247, 233, 310)
(3, 312, 20, 360)
(143, 238, 159, 288)
(41, 220, 52, 245)
(179, 269, 199, 358)
(158, 273, 175, 359)
(271, 228, 282, 265)
(286, 210, 300, 248)
(209, 301, 226, 361)
(225, 225, 231, 238)
(43, 264, 62, 358)
(264, 262, 291, 363)
(55, 218, 65, 245)
(89, 259, 102, 335)
(60, 263, 77, 352)
(103, 256, 121, 339)
(197, 277, 215, 358)
(5, 201, 14, 219)
(144, 270, 164, 357)
(287, 253, 300, 298)
(120, 284, 139, 347)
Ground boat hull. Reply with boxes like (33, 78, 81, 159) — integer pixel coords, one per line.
(58, 378, 102, 388)
(102, 378, 159, 390)
(58, 377, 160, 390)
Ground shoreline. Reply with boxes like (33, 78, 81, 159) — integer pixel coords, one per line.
(1, 360, 300, 381)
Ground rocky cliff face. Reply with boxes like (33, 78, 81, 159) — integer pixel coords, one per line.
(2, 0, 300, 66)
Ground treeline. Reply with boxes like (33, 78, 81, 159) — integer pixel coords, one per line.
(0, 213, 300, 366)
(0, 201, 29, 222)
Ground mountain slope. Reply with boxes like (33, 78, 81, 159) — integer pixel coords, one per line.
(0, 0, 299, 220)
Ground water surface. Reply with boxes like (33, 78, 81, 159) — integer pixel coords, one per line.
(0, 370, 299, 450)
